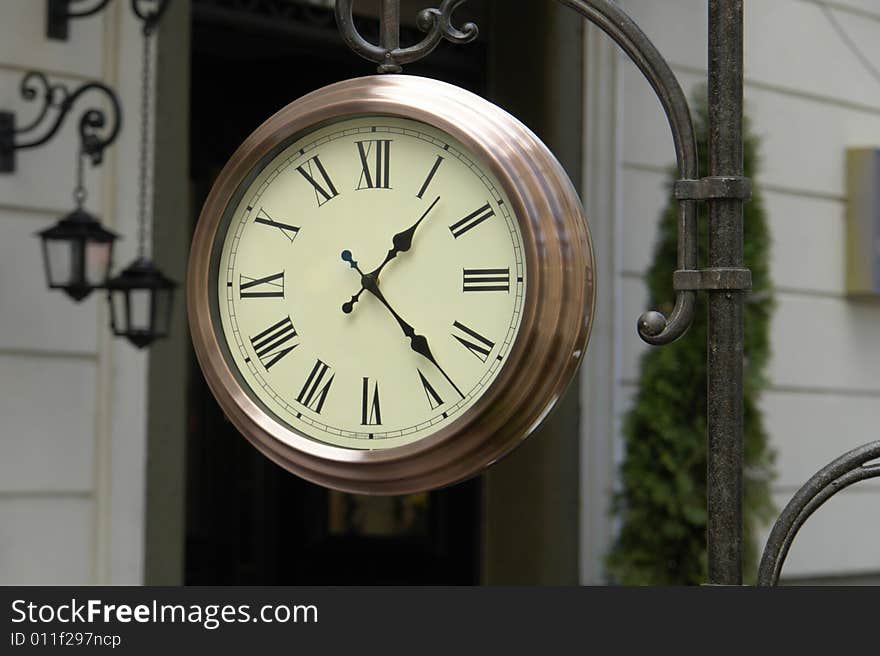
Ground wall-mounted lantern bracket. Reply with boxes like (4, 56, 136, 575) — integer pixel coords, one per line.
(47, 0, 171, 40)
(47, 0, 113, 41)
(0, 71, 122, 174)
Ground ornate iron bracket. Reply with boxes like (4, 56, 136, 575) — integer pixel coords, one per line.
(334, 0, 478, 74)
(0, 71, 122, 173)
(47, 0, 171, 40)
(758, 441, 880, 586)
(47, 0, 112, 40)
(335, 0, 701, 343)
(336, 0, 700, 345)
(335, 0, 880, 587)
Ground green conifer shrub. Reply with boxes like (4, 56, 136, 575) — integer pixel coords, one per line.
(605, 93, 776, 585)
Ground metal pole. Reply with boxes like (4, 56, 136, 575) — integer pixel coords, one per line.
(706, 0, 745, 585)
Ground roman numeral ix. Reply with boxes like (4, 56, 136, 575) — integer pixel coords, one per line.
(449, 202, 494, 238)
(296, 155, 339, 206)
(297, 359, 334, 414)
(361, 378, 382, 426)
(254, 208, 300, 243)
(249, 317, 298, 370)
(463, 268, 510, 293)
(239, 271, 284, 299)
(452, 320, 496, 363)
(356, 139, 392, 190)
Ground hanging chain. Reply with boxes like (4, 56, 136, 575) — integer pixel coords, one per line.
(136, 18, 155, 260)
(73, 147, 87, 209)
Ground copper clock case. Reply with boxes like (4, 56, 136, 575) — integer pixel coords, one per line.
(188, 75, 595, 495)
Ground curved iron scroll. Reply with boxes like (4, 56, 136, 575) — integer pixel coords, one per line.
(48, 0, 114, 40)
(334, 0, 479, 74)
(334, 0, 700, 344)
(555, 0, 699, 345)
(757, 441, 880, 586)
(0, 71, 122, 171)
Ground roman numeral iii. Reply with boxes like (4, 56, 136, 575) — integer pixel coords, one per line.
(254, 208, 300, 243)
(297, 359, 334, 414)
(361, 378, 382, 426)
(463, 268, 510, 293)
(356, 139, 392, 189)
(449, 202, 494, 238)
(239, 271, 284, 299)
(296, 155, 339, 206)
(452, 320, 496, 363)
(249, 317, 299, 370)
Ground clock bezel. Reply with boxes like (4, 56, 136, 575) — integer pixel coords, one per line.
(188, 75, 595, 494)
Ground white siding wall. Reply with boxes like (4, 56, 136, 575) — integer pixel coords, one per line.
(605, 0, 880, 580)
(0, 1, 149, 584)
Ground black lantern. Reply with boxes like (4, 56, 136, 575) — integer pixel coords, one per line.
(104, 7, 176, 349)
(107, 257, 176, 348)
(37, 207, 118, 301)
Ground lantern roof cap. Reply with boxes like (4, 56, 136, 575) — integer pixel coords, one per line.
(37, 208, 118, 243)
(106, 257, 176, 291)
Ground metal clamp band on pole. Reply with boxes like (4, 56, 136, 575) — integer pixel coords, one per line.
(675, 176, 752, 201)
(674, 268, 752, 291)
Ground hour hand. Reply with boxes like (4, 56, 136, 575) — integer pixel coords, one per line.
(339, 196, 441, 313)
(379, 195, 441, 273)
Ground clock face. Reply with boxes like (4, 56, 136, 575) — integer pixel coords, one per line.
(216, 115, 526, 450)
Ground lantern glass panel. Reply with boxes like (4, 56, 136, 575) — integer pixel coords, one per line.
(128, 289, 152, 332)
(44, 237, 75, 287)
(85, 240, 112, 287)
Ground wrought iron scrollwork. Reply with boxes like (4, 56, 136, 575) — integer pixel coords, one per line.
(0, 71, 122, 172)
(557, 0, 703, 346)
(48, 0, 172, 39)
(335, 0, 478, 74)
(47, 0, 114, 40)
(335, 0, 698, 344)
(758, 441, 880, 586)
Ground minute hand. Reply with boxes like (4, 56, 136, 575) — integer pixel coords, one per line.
(360, 276, 465, 400)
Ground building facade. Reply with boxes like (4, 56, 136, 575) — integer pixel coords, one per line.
(0, 0, 878, 585)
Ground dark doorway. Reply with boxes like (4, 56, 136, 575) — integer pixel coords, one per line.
(185, 0, 489, 585)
